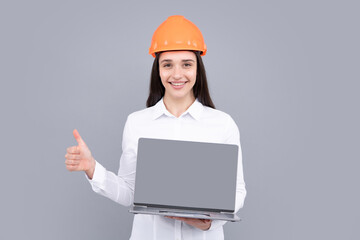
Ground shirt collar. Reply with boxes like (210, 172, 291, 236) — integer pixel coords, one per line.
(152, 98, 204, 121)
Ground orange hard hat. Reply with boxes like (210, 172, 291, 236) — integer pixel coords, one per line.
(149, 15, 207, 57)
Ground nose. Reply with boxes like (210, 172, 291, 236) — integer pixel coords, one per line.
(173, 65, 182, 80)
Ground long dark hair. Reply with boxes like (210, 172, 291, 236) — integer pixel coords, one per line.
(146, 51, 215, 109)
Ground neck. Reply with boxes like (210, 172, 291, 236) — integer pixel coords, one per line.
(163, 94, 196, 118)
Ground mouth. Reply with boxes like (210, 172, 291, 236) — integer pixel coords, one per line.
(170, 81, 187, 86)
(168, 81, 188, 89)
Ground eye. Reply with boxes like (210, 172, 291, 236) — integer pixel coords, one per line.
(184, 63, 192, 67)
(163, 63, 171, 68)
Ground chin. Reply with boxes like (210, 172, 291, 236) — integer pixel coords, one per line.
(168, 92, 194, 100)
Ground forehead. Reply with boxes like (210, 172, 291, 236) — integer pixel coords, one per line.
(159, 51, 196, 61)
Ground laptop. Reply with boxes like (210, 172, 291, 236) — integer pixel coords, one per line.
(129, 138, 241, 222)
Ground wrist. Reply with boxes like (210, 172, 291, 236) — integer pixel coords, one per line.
(85, 158, 96, 179)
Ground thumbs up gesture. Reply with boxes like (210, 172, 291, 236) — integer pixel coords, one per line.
(65, 129, 96, 179)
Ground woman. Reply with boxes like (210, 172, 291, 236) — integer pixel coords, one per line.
(65, 15, 246, 239)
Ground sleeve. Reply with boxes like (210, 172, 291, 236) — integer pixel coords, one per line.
(208, 115, 247, 231)
(85, 115, 138, 207)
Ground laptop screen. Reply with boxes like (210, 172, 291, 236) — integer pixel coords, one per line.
(134, 138, 238, 212)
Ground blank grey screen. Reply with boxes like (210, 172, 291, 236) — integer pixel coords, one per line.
(134, 138, 238, 211)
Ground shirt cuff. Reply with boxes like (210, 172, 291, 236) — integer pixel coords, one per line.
(85, 160, 107, 189)
(207, 220, 227, 231)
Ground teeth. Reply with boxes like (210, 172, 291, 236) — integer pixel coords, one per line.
(171, 82, 185, 86)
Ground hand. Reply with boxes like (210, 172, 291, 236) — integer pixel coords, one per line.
(65, 129, 96, 179)
(165, 216, 212, 231)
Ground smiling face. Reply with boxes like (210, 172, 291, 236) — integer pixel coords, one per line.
(159, 51, 197, 102)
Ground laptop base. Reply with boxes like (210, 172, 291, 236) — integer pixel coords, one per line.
(129, 205, 241, 222)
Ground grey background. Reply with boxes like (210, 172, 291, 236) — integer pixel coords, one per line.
(0, 0, 359, 239)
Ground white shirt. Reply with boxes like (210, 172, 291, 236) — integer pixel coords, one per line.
(87, 98, 246, 240)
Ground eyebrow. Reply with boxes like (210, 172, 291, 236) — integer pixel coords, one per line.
(160, 59, 195, 64)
